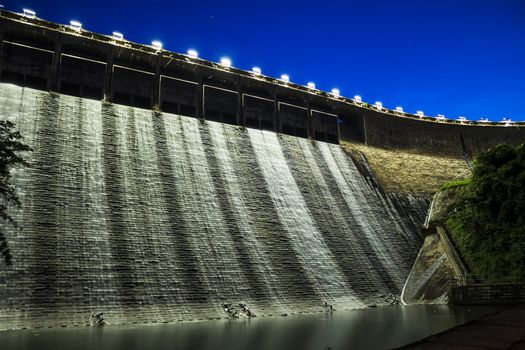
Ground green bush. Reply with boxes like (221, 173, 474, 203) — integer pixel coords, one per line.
(445, 143, 525, 282)
(440, 179, 471, 191)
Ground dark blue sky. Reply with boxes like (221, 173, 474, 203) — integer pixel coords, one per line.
(3, 0, 525, 121)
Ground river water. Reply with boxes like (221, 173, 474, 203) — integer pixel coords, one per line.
(0, 305, 500, 350)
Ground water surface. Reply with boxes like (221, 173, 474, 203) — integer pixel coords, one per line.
(0, 305, 501, 350)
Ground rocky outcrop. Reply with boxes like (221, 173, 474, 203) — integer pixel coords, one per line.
(402, 190, 470, 304)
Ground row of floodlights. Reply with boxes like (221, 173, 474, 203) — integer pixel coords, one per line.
(19, 9, 343, 97)
(17, 8, 516, 125)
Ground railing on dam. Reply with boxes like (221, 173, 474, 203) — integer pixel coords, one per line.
(0, 9, 524, 147)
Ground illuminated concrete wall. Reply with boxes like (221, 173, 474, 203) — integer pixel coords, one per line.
(0, 84, 427, 329)
(339, 109, 525, 156)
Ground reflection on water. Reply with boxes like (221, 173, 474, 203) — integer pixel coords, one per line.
(0, 305, 501, 350)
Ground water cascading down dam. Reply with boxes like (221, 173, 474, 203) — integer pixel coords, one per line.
(0, 84, 428, 329)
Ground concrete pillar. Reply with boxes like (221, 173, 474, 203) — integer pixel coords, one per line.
(236, 76, 242, 126)
(49, 33, 63, 92)
(335, 102, 341, 144)
(152, 54, 161, 109)
(0, 13, 6, 75)
(306, 94, 312, 139)
(272, 86, 278, 132)
(196, 66, 204, 119)
(362, 114, 368, 145)
(103, 45, 114, 102)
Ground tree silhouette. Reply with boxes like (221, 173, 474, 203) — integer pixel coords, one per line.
(0, 120, 31, 266)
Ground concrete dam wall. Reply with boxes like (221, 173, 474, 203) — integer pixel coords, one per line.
(340, 109, 525, 157)
(0, 84, 427, 329)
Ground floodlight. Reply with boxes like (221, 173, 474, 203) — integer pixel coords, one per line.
(331, 88, 340, 98)
(187, 49, 198, 58)
(280, 74, 290, 83)
(436, 114, 445, 120)
(112, 32, 124, 41)
(70, 20, 82, 32)
(252, 66, 261, 75)
(151, 40, 163, 50)
(307, 82, 316, 89)
(220, 57, 232, 67)
(374, 101, 383, 109)
(479, 118, 489, 123)
(354, 95, 362, 103)
(416, 110, 424, 117)
(395, 106, 403, 113)
(23, 9, 36, 19)
(457, 116, 467, 122)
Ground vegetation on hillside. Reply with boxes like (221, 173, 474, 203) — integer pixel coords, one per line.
(444, 143, 525, 282)
(0, 120, 31, 266)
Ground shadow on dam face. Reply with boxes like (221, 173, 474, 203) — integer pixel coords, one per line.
(0, 84, 429, 329)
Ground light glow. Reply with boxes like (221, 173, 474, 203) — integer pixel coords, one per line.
(252, 66, 261, 75)
(436, 114, 446, 120)
(151, 40, 163, 50)
(307, 82, 316, 89)
(416, 110, 424, 117)
(501, 117, 512, 125)
(187, 49, 198, 58)
(395, 106, 403, 113)
(112, 32, 124, 41)
(374, 101, 383, 109)
(457, 116, 467, 122)
(70, 20, 82, 32)
(479, 117, 489, 123)
(354, 95, 362, 103)
(220, 57, 232, 67)
(23, 9, 36, 19)
(331, 88, 340, 98)
(280, 74, 290, 83)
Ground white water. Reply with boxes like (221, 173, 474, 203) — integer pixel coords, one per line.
(0, 84, 426, 329)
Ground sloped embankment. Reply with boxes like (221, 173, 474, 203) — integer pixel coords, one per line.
(341, 141, 470, 198)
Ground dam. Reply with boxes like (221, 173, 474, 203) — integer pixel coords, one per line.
(0, 8, 524, 331)
(0, 83, 428, 328)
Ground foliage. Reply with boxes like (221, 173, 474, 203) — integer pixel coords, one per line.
(0, 120, 32, 266)
(445, 143, 525, 282)
(440, 178, 471, 191)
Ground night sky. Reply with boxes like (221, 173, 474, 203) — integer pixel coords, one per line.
(2, 0, 524, 121)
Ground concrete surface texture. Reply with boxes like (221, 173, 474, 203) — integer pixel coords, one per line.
(0, 84, 427, 330)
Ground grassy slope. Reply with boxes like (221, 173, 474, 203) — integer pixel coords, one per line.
(341, 141, 470, 197)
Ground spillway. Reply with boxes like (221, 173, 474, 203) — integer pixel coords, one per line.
(0, 84, 427, 329)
